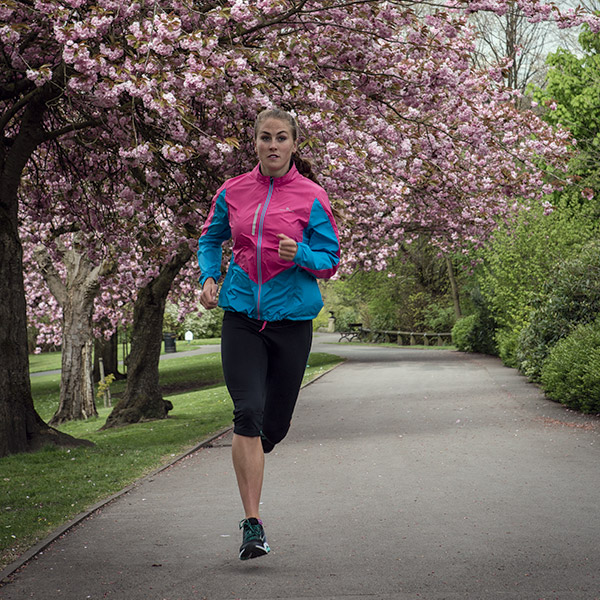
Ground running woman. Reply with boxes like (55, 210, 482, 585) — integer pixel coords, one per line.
(197, 108, 340, 560)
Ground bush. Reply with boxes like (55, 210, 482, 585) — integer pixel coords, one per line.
(540, 319, 600, 414)
(334, 306, 362, 332)
(452, 315, 477, 352)
(164, 303, 223, 339)
(477, 198, 599, 336)
(182, 308, 223, 339)
(452, 308, 497, 355)
(312, 307, 331, 331)
(421, 303, 455, 332)
(516, 242, 600, 381)
(495, 328, 520, 368)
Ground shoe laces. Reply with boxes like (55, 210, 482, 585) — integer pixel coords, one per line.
(239, 519, 263, 542)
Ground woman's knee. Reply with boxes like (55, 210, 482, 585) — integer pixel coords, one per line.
(233, 405, 263, 437)
(261, 421, 291, 446)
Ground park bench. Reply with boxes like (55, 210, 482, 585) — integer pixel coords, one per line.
(338, 322, 364, 342)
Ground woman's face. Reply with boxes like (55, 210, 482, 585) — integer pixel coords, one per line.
(255, 118, 297, 178)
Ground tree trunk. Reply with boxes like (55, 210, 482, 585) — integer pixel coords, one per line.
(34, 245, 108, 425)
(94, 332, 125, 382)
(0, 102, 91, 454)
(50, 304, 97, 425)
(445, 255, 462, 321)
(102, 244, 193, 429)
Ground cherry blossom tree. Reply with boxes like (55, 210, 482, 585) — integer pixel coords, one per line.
(3, 0, 600, 454)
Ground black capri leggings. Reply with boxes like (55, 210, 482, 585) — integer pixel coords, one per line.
(221, 310, 313, 447)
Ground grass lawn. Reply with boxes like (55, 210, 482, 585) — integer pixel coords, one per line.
(27, 337, 221, 374)
(0, 349, 343, 571)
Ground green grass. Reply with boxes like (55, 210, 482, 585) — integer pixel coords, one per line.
(1, 350, 342, 570)
(28, 351, 62, 374)
(28, 338, 222, 374)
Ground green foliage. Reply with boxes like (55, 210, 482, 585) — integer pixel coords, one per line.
(479, 200, 597, 332)
(516, 242, 600, 381)
(97, 373, 115, 397)
(452, 314, 477, 352)
(495, 328, 520, 368)
(323, 238, 457, 334)
(540, 318, 600, 414)
(164, 303, 223, 339)
(312, 306, 330, 331)
(531, 25, 600, 194)
(477, 198, 599, 366)
(421, 303, 455, 332)
(451, 301, 495, 355)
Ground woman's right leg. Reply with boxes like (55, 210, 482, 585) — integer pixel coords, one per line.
(220, 312, 268, 519)
(231, 433, 263, 519)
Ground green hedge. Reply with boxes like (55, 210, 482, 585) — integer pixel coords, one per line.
(540, 318, 600, 414)
(516, 242, 600, 381)
(452, 315, 477, 352)
(451, 297, 496, 355)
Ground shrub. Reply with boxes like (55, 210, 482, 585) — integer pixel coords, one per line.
(452, 307, 497, 354)
(495, 328, 520, 368)
(334, 306, 362, 332)
(477, 198, 599, 337)
(312, 307, 331, 331)
(421, 303, 455, 332)
(452, 315, 477, 352)
(182, 308, 223, 339)
(164, 302, 224, 339)
(540, 319, 600, 414)
(516, 242, 600, 381)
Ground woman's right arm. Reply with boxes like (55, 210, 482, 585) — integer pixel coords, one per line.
(197, 188, 231, 309)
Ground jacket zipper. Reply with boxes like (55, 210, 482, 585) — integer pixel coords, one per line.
(256, 177, 274, 319)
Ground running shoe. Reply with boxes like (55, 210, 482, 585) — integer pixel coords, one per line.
(239, 518, 270, 560)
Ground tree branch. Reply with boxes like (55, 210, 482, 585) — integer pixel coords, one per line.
(33, 245, 68, 307)
(0, 86, 41, 133)
(42, 119, 100, 143)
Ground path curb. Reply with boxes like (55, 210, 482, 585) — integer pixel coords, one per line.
(0, 359, 343, 585)
(0, 425, 232, 585)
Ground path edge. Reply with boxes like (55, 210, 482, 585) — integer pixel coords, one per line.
(0, 360, 344, 584)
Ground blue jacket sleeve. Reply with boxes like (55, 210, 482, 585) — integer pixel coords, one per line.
(197, 189, 231, 286)
(293, 198, 340, 279)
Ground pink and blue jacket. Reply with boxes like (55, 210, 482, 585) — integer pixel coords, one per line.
(198, 163, 340, 322)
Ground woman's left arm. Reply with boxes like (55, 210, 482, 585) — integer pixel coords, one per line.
(292, 197, 340, 279)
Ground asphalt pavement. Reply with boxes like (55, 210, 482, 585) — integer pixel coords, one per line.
(2, 333, 600, 599)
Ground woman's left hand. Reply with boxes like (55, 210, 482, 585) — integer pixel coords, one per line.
(277, 233, 298, 261)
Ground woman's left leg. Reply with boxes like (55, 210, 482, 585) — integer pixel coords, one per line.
(261, 320, 313, 452)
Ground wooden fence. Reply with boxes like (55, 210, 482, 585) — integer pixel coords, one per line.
(338, 324, 452, 346)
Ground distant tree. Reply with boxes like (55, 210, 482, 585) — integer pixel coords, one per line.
(532, 24, 600, 196)
(471, 1, 553, 93)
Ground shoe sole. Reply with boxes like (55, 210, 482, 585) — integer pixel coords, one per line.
(239, 543, 270, 560)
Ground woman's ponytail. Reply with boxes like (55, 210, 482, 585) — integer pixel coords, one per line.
(292, 153, 319, 184)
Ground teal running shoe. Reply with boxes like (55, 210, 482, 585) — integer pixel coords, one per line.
(239, 518, 270, 560)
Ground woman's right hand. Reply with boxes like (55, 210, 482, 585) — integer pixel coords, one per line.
(200, 278, 219, 310)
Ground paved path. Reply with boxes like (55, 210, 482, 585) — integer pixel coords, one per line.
(3, 337, 600, 599)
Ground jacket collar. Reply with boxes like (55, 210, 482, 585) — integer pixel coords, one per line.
(252, 162, 299, 186)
